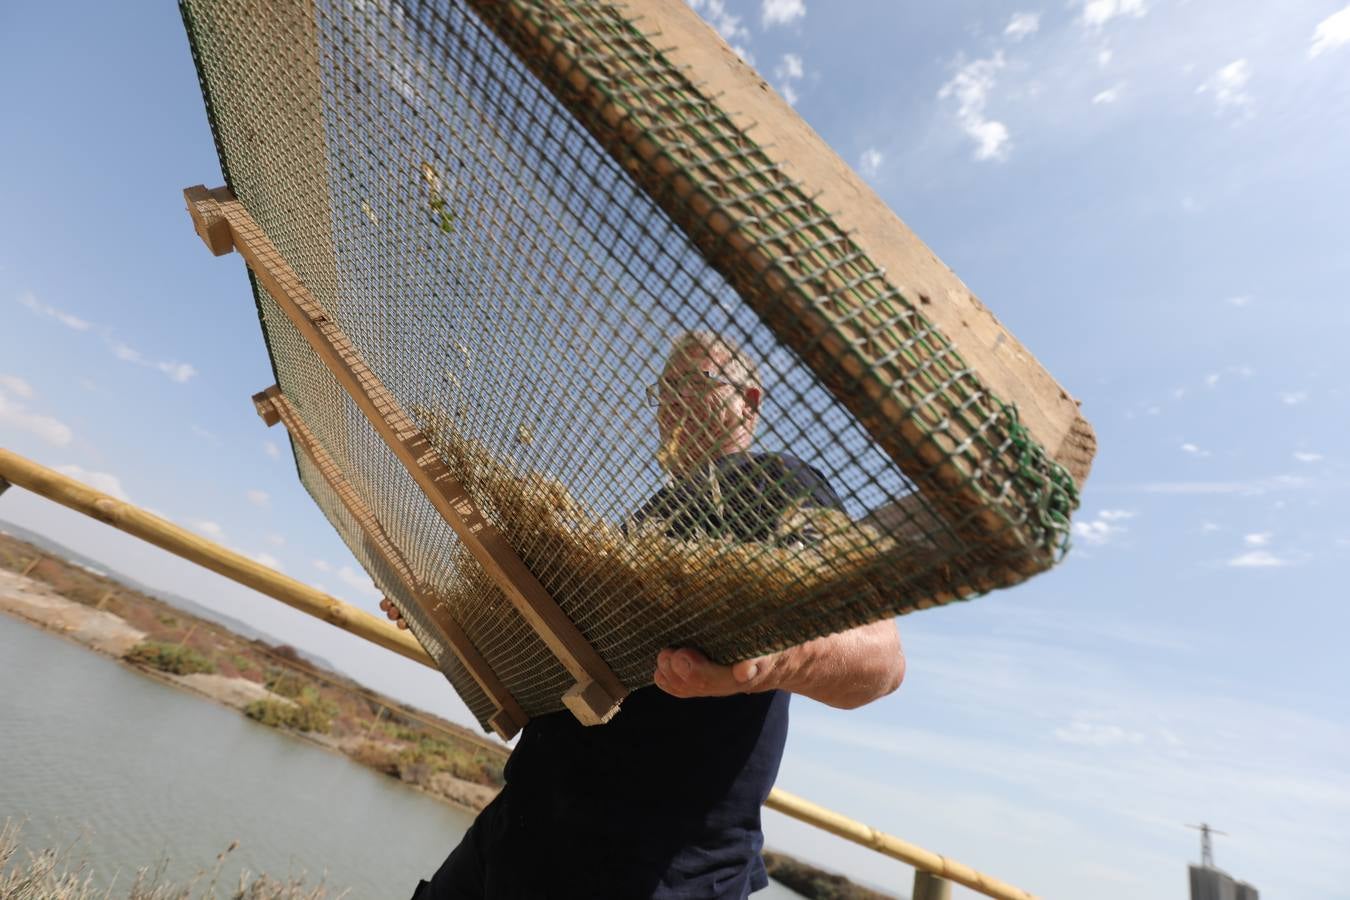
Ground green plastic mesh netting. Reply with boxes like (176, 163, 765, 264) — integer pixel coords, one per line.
(181, 0, 1093, 729)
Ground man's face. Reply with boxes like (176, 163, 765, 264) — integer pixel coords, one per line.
(655, 347, 761, 475)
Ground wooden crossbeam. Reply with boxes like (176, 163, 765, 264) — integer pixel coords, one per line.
(253, 385, 528, 740)
(186, 184, 626, 724)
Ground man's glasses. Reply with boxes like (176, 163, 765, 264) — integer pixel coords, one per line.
(644, 369, 751, 408)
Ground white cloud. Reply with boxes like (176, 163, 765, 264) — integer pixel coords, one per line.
(1244, 532, 1272, 547)
(1129, 476, 1308, 495)
(18, 293, 91, 331)
(1197, 59, 1253, 118)
(266, 533, 286, 548)
(1180, 442, 1211, 457)
(1204, 372, 1220, 387)
(1309, 4, 1350, 58)
(54, 465, 129, 501)
(246, 489, 270, 507)
(1200, 522, 1221, 533)
(313, 559, 333, 573)
(858, 148, 884, 178)
(774, 53, 804, 105)
(1072, 509, 1134, 546)
(1228, 549, 1291, 568)
(1281, 391, 1308, 405)
(1080, 0, 1147, 31)
(158, 361, 198, 383)
(254, 552, 283, 571)
(0, 375, 33, 399)
(1092, 85, 1123, 104)
(264, 440, 282, 461)
(761, 0, 805, 28)
(1097, 48, 1114, 67)
(0, 382, 73, 447)
(338, 564, 382, 600)
(1293, 451, 1324, 463)
(19, 294, 196, 383)
(109, 339, 199, 383)
(1054, 720, 1144, 747)
(192, 520, 224, 538)
(1226, 294, 1252, 307)
(938, 53, 1011, 161)
(690, 0, 750, 46)
(1004, 12, 1040, 41)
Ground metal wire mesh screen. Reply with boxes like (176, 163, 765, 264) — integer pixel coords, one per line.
(182, 0, 1085, 727)
(294, 445, 499, 724)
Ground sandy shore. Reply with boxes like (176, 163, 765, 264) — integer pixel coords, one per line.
(0, 568, 146, 655)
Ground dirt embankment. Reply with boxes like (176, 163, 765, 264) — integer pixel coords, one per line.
(0, 567, 292, 713)
(0, 568, 145, 656)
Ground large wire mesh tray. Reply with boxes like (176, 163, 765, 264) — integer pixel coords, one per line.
(180, 0, 1095, 734)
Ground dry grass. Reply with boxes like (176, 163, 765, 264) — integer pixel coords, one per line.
(0, 821, 344, 900)
(414, 408, 945, 672)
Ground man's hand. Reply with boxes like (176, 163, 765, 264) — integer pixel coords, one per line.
(653, 647, 782, 698)
(653, 620, 904, 709)
(379, 597, 409, 630)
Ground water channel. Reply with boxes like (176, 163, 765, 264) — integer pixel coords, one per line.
(0, 612, 803, 898)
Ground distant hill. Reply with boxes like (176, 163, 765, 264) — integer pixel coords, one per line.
(0, 518, 339, 672)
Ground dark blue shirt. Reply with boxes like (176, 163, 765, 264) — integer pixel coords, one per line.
(491, 452, 843, 898)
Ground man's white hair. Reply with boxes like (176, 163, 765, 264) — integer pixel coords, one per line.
(663, 330, 762, 389)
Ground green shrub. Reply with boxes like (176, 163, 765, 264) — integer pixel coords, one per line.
(264, 670, 305, 699)
(381, 722, 421, 742)
(244, 698, 334, 734)
(395, 737, 505, 787)
(349, 740, 401, 777)
(125, 641, 216, 675)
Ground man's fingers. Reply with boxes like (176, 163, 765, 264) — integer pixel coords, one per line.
(731, 657, 764, 684)
(378, 598, 407, 628)
(653, 647, 748, 698)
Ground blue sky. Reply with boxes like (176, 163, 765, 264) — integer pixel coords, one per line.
(2, 1, 1349, 897)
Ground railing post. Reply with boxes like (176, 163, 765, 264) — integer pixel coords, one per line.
(914, 870, 953, 900)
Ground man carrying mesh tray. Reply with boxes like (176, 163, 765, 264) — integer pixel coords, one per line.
(389, 331, 906, 899)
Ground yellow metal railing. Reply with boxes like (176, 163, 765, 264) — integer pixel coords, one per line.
(0, 447, 1037, 900)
